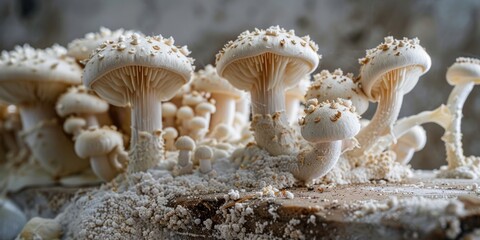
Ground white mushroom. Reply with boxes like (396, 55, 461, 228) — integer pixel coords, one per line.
(176, 106, 195, 136)
(0, 44, 88, 177)
(63, 116, 87, 138)
(293, 98, 361, 186)
(216, 26, 320, 156)
(174, 136, 195, 175)
(194, 101, 216, 129)
(196, 146, 213, 174)
(391, 125, 427, 165)
(443, 57, 480, 168)
(162, 102, 177, 128)
(75, 126, 127, 181)
(83, 34, 194, 173)
(188, 116, 208, 141)
(349, 36, 431, 157)
(285, 75, 310, 124)
(163, 127, 178, 151)
(210, 123, 232, 143)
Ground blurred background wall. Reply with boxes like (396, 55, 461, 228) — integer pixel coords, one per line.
(0, 0, 479, 169)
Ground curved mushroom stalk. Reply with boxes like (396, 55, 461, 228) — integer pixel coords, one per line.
(251, 112, 297, 156)
(291, 141, 342, 186)
(90, 147, 127, 182)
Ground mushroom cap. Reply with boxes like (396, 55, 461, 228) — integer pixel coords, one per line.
(306, 69, 369, 115)
(396, 125, 426, 151)
(176, 106, 194, 120)
(74, 126, 123, 158)
(175, 136, 195, 150)
(446, 57, 480, 85)
(0, 44, 82, 104)
(359, 36, 431, 100)
(189, 116, 207, 130)
(195, 146, 213, 160)
(215, 26, 320, 91)
(64, 116, 87, 134)
(67, 27, 141, 62)
(182, 92, 205, 106)
(83, 33, 195, 107)
(163, 127, 178, 139)
(162, 102, 178, 117)
(286, 74, 311, 100)
(300, 98, 361, 142)
(195, 102, 216, 115)
(56, 85, 109, 117)
(212, 123, 231, 139)
(192, 64, 244, 99)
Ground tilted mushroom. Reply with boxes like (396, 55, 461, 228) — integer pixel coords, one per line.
(216, 26, 320, 156)
(0, 44, 88, 176)
(442, 57, 480, 169)
(196, 146, 214, 174)
(193, 64, 244, 128)
(83, 33, 194, 173)
(17, 217, 62, 240)
(75, 126, 127, 181)
(348, 36, 431, 157)
(174, 136, 195, 175)
(391, 125, 426, 165)
(63, 116, 87, 138)
(285, 75, 310, 124)
(293, 98, 361, 186)
(306, 69, 369, 116)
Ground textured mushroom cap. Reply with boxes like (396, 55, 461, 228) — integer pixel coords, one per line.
(176, 106, 194, 120)
(192, 64, 244, 99)
(189, 116, 207, 130)
(67, 27, 140, 61)
(175, 136, 195, 150)
(286, 74, 310, 100)
(162, 102, 178, 117)
(397, 125, 426, 151)
(56, 85, 109, 117)
(64, 116, 87, 134)
(74, 126, 123, 158)
(215, 26, 320, 91)
(0, 44, 82, 104)
(300, 99, 360, 142)
(83, 33, 195, 106)
(195, 146, 213, 160)
(359, 36, 431, 100)
(195, 102, 216, 115)
(306, 69, 369, 115)
(446, 57, 480, 85)
(163, 127, 178, 139)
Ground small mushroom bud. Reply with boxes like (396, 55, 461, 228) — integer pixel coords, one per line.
(210, 123, 232, 142)
(174, 136, 195, 175)
(195, 102, 216, 129)
(162, 102, 177, 128)
(163, 127, 178, 151)
(188, 116, 208, 141)
(196, 146, 213, 174)
(63, 116, 87, 138)
(176, 106, 194, 135)
(391, 125, 426, 164)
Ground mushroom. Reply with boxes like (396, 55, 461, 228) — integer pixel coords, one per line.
(56, 85, 109, 127)
(391, 125, 426, 165)
(0, 198, 26, 240)
(195, 101, 216, 128)
(188, 116, 208, 141)
(174, 136, 195, 175)
(306, 69, 369, 116)
(176, 106, 195, 136)
(83, 33, 194, 173)
(193, 64, 244, 128)
(216, 26, 320, 156)
(211, 123, 232, 143)
(348, 37, 431, 157)
(442, 57, 480, 168)
(17, 217, 62, 240)
(75, 126, 127, 181)
(293, 98, 361, 186)
(0, 44, 88, 176)
(285, 75, 310, 124)
(162, 102, 177, 128)
(163, 127, 178, 151)
(196, 146, 214, 174)
(63, 116, 87, 138)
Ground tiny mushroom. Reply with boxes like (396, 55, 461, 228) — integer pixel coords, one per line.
(306, 69, 369, 116)
(216, 26, 320, 156)
(349, 36, 431, 157)
(83, 33, 194, 173)
(285, 75, 311, 124)
(176, 106, 195, 135)
(193, 64, 243, 128)
(163, 127, 178, 151)
(210, 123, 232, 142)
(75, 126, 127, 181)
(0, 44, 88, 176)
(195, 101, 216, 129)
(162, 102, 178, 128)
(63, 116, 87, 138)
(443, 57, 480, 168)
(188, 116, 208, 141)
(174, 136, 195, 175)
(391, 125, 427, 165)
(293, 98, 361, 186)
(196, 145, 214, 174)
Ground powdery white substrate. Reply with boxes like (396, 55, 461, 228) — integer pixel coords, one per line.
(437, 156, 480, 179)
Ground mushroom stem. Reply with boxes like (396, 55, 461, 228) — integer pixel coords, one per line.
(442, 82, 474, 168)
(81, 113, 99, 127)
(285, 95, 300, 124)
(391, 143, 415, 165)
(235, 98, 250, 122)
(19, 103, 85, 176)
(348, 71, 405, 157)
(130, 89, 163, 144)
(210, 93, 235, 127)
(90, 155, 117, 181)
(251, 85, 287, 122)
(292, 141, 342, 186)
(178, 149, 191, 167)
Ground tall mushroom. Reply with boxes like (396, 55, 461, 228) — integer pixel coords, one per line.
(216, 26, 320, 156)
(348, 37, 431, 157)
(192, 64, 244, 128)
(83, 33, 194, 173)
(442, 57, 480, 169)
(0, 44, 88, 176)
